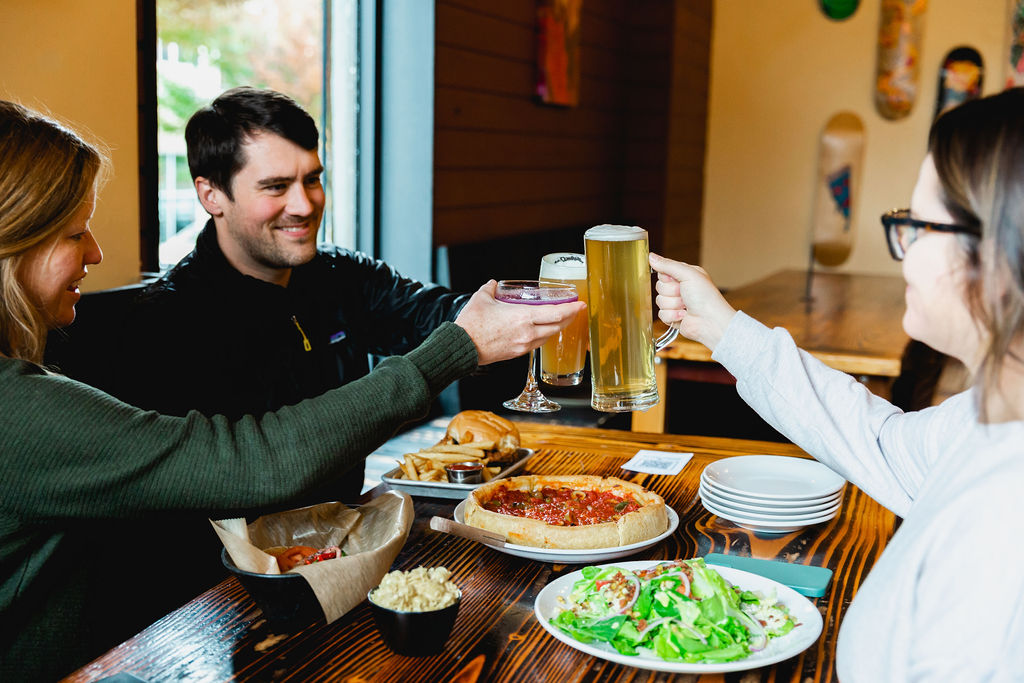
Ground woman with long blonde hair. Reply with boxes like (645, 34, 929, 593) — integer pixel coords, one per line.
(0, 100, 105, 362)
(0, 101, 583, 679)
(651, 88, 1024, 680)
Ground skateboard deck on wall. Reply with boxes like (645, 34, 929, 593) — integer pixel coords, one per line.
(820, 0, 860, 20)
(812, 113, 865, 267)
(934, 46, 983, 120)
(1006, 0, 1024, 88)
(875, 0, 928, 120)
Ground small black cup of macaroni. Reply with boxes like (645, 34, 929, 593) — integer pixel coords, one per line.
(367, 566, 461, 656)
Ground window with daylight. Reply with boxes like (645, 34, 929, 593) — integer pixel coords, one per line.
(147, 0, 360, 270)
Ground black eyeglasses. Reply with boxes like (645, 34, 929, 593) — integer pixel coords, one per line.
(880, 208, 981, 261)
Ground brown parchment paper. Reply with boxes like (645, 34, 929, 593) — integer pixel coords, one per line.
(210, 490, 414, 623)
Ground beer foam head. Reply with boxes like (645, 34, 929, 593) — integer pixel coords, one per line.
(584, 224, 647, 241)
(540, 252, 586, 279)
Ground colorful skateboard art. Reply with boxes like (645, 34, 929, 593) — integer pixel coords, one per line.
(812, 112, 865, 267)
(820, 0, 860, 21)
(1006, 0, 1024, 88)
(934, 46, 983, 120)
(875, 0, 928, 120)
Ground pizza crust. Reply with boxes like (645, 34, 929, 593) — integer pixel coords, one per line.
(463, 475, 668, 549)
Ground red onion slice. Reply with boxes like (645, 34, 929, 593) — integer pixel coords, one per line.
(676, 571, 691, 598)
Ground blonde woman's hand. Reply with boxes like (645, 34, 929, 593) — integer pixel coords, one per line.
(649, 253, 736, 352)
(455, 280, 587, 366)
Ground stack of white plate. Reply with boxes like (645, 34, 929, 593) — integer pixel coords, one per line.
(699, 455, 846, 534)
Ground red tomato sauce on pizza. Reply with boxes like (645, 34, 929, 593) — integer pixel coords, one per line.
(480, 486, 641, 526)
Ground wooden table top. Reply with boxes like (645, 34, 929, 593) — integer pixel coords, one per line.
(662, 269, 909, 378)
(67, 423, 896, 683)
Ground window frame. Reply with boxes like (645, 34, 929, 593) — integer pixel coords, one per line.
(135, 0, 361, 272)
(137, 0, 160, 273)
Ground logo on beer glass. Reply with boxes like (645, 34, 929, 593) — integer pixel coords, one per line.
(584, 225, 677, 412)
(538, 253, 588, 386)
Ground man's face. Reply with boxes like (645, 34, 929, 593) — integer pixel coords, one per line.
(205, 131, 325, 286)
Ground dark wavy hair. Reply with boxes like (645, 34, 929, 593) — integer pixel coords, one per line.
(184, 87, 318, 200)
(929, 87, 1024, 414)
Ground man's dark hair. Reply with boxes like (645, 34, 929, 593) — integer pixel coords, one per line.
(185, 86, 319, 200)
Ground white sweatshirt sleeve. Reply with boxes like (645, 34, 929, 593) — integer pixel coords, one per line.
(710, 312, 977, 517)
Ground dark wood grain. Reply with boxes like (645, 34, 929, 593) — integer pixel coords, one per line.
(66, 423, 895, 683)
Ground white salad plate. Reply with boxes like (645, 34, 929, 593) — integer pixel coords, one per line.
(381, 448, 534, 500)
(700, 496, 839, 533)
(534, 560, 823, 674)
(701, 456, 846, 501)
(699, 483, 843, 517)
(452, 500, 679, 564)
(701, 478, 843, 509)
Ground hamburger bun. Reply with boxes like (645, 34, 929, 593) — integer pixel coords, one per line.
(444, 410, 520, 457)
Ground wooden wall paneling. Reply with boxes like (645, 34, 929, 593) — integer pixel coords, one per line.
(435, 3, 533, 58)
(440, 0, 533, 25)
(435, 88, 621, 137)
(434, 0, 632, 247)
(434, 168, 620, 207)
(434, 45, 532, 96)
(433, 0, 709, 253)
(435, 198, 619, 243)
(434, 130, 619, 169)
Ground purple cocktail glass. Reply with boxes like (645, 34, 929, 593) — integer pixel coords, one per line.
(496, 279, 578, 413)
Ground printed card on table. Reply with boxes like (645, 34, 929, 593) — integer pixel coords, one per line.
(621, 450, 693, 476)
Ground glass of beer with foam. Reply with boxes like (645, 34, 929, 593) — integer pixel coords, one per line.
(584, 225, 677, 412)
(538, 253, 589, 386)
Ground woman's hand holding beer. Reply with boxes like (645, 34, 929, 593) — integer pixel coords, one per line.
(649, 253, 736, 352)
(455, 280, 587, 366)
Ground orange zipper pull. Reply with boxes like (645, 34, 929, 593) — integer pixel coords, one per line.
(291, 315, 312, 352)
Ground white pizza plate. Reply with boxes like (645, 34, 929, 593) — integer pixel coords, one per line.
(452, 500, 679, 564)
(701, 456, 845, 501)
(700, 496, 839, 533)
(699, 483, 843, 517)
(381, 448, 534, 500)
(534, 560, 823, 673)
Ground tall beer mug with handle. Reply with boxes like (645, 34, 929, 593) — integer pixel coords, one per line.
(584, 225, 678, 412)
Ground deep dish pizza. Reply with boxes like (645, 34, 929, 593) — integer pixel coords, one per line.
(463, 475, 668, 549)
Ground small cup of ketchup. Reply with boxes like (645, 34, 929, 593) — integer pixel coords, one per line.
(444, 461, 484, 484)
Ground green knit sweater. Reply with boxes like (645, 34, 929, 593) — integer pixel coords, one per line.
(0, 322, 477, 681)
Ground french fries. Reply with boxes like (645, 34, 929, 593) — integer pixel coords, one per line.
(394, 442, 502, 482)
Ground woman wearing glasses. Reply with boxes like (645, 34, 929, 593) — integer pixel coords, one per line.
(650, 88, 1024, 681)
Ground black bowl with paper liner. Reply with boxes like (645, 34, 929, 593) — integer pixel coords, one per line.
(215, 492, 415, 629)
(222, 548, 324, 628)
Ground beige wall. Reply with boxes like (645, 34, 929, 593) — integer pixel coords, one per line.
(702, 0, 1006, 288)
(0, 0, 141, 291)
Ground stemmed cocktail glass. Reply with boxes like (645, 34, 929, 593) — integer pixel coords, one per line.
(497, 279, 578, 413)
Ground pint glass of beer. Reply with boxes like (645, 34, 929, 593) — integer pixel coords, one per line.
(538, 253, 588, 385)
(584, 225, 669, 412)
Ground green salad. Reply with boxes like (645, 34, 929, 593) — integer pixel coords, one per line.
(551, 559, 797, 664)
